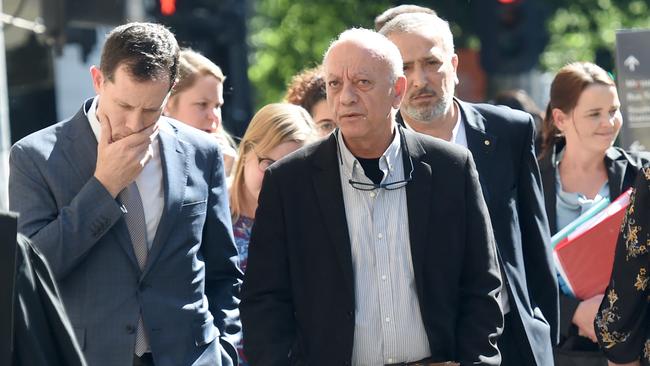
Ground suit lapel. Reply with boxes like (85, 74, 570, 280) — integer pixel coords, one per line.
(459, 100, 497, 204)
(62, 100, 99, 185)
(62, 100, 140, 268)
(403, 129, 431, 300)
(311, 134, 355, 300)
(142, 122, 189, 278)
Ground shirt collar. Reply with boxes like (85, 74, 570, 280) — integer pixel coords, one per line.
(337, 125, 402, 181)
(86, 96, 101, 142)
(450, 102, 466, 147)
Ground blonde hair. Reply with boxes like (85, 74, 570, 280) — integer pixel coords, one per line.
(168, 48, 237, 151)
(229, 103, 315, 219)
(171, 48, 225, 96)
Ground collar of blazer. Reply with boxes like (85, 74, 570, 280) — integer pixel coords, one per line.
(309, 125, 431, 302)
(62, 99, 191, 276)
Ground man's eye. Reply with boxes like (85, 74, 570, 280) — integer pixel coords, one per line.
(328, 81, 340, 88)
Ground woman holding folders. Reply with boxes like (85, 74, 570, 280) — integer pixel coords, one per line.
(595, 166, 650, 366)
(539, 62, 650, 365)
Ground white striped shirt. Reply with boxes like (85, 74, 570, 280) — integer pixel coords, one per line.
(337, 128, 430, 366)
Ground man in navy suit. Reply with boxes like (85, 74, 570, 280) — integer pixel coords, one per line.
(8, 23, 242, 366)
(380, 11, 558, 366)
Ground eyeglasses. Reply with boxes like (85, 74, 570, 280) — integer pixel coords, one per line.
(336, 126, 414, 191)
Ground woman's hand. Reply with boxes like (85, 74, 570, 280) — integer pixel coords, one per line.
(572, 294, 604, 342)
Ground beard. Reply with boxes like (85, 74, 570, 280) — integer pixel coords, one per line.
(402, 88, 453, 123)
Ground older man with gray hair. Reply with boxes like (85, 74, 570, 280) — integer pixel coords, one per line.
(381, 10, 558, 366)
(240, 27, 502, 366)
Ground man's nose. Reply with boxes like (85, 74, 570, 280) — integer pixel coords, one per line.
(127, 112, 146, 132)
(340, 82, 358, 105)
(411, 66, 427, 90)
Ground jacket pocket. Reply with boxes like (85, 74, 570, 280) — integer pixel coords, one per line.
(182, 200, 207, 217)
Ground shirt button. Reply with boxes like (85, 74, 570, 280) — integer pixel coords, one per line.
(377, 233, 383, 239)
(369, 191, 376, 198)
(385, 317, 390, 323)
(381, 275, 387, 281)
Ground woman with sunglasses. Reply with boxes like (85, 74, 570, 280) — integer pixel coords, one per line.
(538, 62, 650, 365)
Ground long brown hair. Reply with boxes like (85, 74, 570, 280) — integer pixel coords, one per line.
(229, 103, 315, 220)
(540, 62, 616, 158)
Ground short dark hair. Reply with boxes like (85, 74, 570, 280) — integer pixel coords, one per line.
(100, 22, 180, 88)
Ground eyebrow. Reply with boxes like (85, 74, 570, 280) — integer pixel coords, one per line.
(584, 107, 602, 113)
(116, 98, 162, 112)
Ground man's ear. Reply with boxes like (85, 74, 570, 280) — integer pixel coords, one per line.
(90, 66, 104, 94)
(451, 53, 459, 85)
(392, 75, 407, 109)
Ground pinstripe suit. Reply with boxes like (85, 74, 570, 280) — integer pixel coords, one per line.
(240, 127, 503, 366)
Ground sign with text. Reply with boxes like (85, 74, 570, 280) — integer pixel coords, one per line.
(616, 29, 650, 151)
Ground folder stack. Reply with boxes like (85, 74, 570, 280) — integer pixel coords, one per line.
(551, 188, 632, 300)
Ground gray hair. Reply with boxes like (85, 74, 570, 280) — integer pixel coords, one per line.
(323, 28, 404, 82)
(374, 4, 437, 31)
(379, 12, 455, 54)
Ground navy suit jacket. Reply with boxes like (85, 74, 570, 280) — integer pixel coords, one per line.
(9, 99, 243, 366)
(401, 99, 559, 366)
(241, 127, 503, 365)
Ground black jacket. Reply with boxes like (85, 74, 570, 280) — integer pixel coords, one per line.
(11, 232, 86, 365)
(241, 127, 503, 366)
(402, 99, 559, 366)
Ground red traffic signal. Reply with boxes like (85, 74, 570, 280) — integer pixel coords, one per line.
(160, 0, 176, 16)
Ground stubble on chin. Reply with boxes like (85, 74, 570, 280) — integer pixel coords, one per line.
(402, 96, 451, 124)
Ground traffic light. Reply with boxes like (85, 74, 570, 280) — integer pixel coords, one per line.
(473, 0, 549, 74)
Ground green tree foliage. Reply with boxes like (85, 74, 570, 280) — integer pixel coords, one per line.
(248, 0, 391, 109)
(542, 0, 650, 72)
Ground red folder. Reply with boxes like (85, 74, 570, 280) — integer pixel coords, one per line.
(553, 188, 632, 300)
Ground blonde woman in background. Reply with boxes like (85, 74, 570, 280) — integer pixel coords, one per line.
(230, 103, 314, 271)
(164, 48, 238, 175)
(229, 103, 314, 366)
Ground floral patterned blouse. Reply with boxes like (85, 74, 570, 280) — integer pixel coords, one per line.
(233, 215, 254, 272)
(596, 166, 650, 365)
(233, 215, 254, 366)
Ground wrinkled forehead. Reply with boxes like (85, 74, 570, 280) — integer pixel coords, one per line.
(323, 41, 390, 79)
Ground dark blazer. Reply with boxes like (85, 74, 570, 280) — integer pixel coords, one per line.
(240, 127, 503, 366)
(399, 100, 558, 365)
(540, 141, 650, 353)
(8, 99, 243, 366)
(12, 233, 87, 366)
